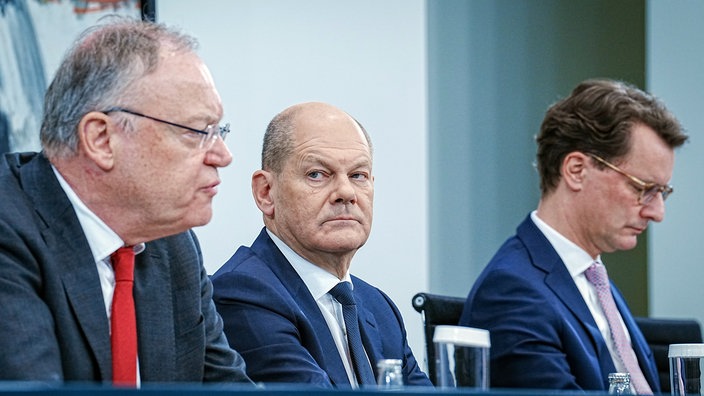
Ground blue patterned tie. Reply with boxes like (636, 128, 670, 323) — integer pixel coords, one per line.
(329, 281, 376, 385)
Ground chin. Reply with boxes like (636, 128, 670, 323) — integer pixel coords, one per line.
(617, 239, 639, 252)
(185, 208, 213, 228)
(317, 231, 362, 248)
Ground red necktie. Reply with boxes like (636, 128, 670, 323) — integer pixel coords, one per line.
(110, 246, 137, 386)
(585, 262, 652, 395)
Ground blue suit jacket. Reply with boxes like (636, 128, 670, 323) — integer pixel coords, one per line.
(211, 228, 431, 387)
(0, 152, 250, 383)
(459, 215, 659, 392)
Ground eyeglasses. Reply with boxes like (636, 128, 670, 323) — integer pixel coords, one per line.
(102, 107, 230, 150)
(588, 153, 673, 205)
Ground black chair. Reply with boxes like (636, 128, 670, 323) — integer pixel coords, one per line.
(411, 291, 703, 391)
(411, 292, 466, 385)
(634, 316, 702, 393)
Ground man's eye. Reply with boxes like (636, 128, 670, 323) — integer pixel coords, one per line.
(184, 130, 204, 139)
(308, 171, 322, 179)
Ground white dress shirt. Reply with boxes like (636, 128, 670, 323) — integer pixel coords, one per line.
(53, 166, 143, 384)
(267, 229, 362, 387)
(531, 210, 631, 374)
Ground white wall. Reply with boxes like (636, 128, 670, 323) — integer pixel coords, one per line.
(158, 0, 430, 366)
(647, 1, 704, 323)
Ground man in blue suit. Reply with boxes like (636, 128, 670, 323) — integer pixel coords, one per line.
(0, 18, 250, 384)
(460, 79, 688, 393)
(212, 102, 431, 388)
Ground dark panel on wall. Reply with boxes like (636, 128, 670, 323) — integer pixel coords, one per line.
(141, 0, 156, 21)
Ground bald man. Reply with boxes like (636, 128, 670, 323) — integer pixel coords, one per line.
(211, 102, 431, 388)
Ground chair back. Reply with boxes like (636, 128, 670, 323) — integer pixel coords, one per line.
(411, 292, 466, 385)
(635, 316, 702, 393)
(411, 295, 702, 390)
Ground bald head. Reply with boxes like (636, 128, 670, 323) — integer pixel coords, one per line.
(261, 102, 372, 173)
(252, 102, 375, 275)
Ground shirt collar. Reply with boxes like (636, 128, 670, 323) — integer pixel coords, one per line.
(266, 229, 352, 300)
(530, 210, 599, 276)
(52, 165, 126, 262)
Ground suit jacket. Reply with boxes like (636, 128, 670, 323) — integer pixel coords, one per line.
(211, 228, 431, 387)
(0, 152, 250, 383)
(459, 215, 659, 391)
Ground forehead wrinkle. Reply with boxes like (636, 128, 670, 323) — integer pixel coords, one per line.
(293, 130, 371, 152)
(297, 148, 372, 170)
(136, 58, 222, 126)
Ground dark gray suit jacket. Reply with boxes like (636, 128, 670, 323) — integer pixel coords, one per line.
(0, 152, 250, 383)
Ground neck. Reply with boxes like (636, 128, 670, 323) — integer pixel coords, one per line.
(536, 193, 599, 259)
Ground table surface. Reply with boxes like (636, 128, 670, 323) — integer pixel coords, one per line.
(0, 382, 662, 396)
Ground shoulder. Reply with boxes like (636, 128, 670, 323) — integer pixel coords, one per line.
(478, 214, 558, 279)
(351, 275, 400, 313)
(213, 246, 262, 282)
(0, 152, 40, 174)
(471, 239, 552, 300)
(350, 275, 382, 297)
(145, 231, 200, 262)
(465, 220, 560, 310)
(139, 231, 206, 290)
(0, 153, 68, 255)
(0, 152, 45, 216)
(211, 228, 280, 279)
(211, 241, 293, 306)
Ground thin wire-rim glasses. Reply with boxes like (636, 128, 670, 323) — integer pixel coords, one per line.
(102, 107, 230, 150)
(588, 153, 673, 205)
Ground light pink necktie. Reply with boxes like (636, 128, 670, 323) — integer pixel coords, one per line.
(585, 262, 652, 395)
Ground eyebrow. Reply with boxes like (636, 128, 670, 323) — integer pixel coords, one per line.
(299, 154, 371, 170)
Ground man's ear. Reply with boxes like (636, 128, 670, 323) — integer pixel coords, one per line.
(252, 170, 275, 217)
(77, 111, 115, 171)
(562, 151, 589, 192)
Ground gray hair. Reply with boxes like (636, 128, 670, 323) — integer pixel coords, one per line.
(40, 16, 198, 158)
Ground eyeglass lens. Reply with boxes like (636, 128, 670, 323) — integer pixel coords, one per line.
(640, 185, 671, 205)
(200, 124, 230, 150)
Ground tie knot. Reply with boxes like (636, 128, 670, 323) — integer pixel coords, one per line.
(111, 246, 135, 282)
(329, 281, 355, 306)
(585, 262, 609, 288)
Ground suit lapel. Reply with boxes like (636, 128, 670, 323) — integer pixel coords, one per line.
(518, 217, 613, 370)
(518, 219, 597, 327)
(613, 287, 660, 392)
(23, 154, 112, 379)
(133, 243, 176, 381)
(352, 282, 382, 379)
(252, 230, 351, 386)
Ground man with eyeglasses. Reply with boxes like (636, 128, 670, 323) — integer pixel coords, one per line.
(0, 17, 251, 385)
(460, 79, 688, 393)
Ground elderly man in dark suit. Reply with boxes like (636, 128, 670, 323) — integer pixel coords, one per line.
(0, 17, 250, 385)
(212, 102, 431, 388)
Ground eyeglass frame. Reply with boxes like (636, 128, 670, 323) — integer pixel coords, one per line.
(588, 153, 673, 205)
(102, 107, 230, 150)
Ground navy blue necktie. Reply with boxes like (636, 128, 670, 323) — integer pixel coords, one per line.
(329, 281, 376, 385)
